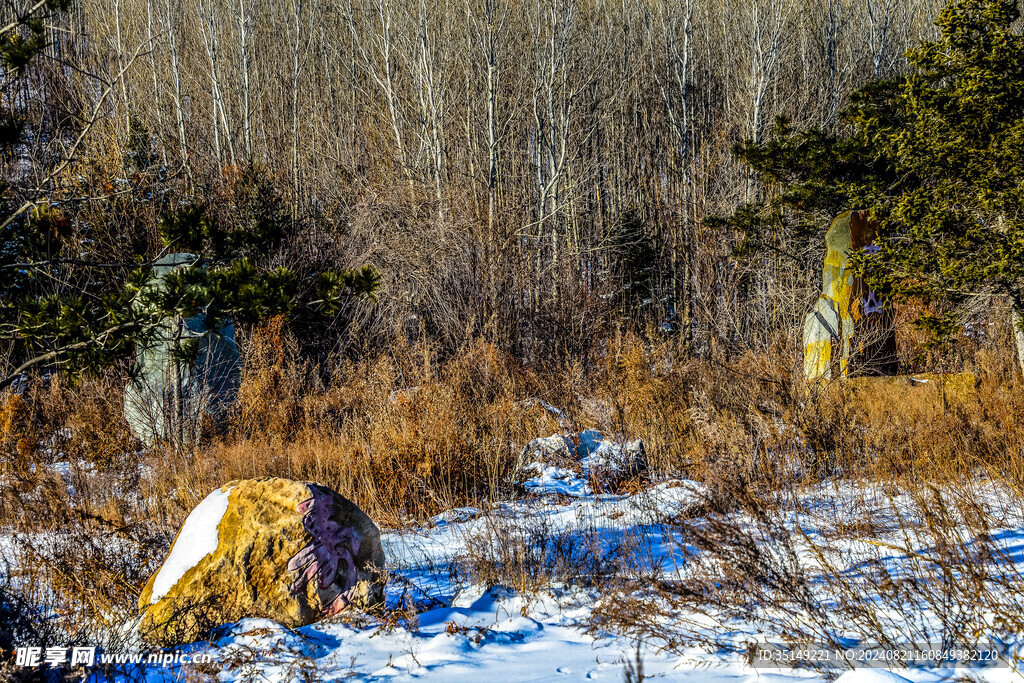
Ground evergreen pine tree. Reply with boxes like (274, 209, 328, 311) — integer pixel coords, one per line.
(716, 0, 1024, 375)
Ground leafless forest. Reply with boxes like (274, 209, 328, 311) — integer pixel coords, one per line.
(9, 3, 1024, 660)
(15, 0, 951, 364)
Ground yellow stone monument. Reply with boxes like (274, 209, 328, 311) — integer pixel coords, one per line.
(804, 210, 897, 383)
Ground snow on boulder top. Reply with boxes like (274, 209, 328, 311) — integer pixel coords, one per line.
(149, 486, 233, 604)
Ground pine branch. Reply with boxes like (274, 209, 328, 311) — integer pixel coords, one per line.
(0, 320, 148, 390)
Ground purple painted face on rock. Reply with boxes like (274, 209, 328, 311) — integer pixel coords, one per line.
(286, 487, 363, 616)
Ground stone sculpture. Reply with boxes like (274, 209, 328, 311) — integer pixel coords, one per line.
(803, 211, 897, 383)
(123, 253, 241, 447)
(286, 487, 368, 616)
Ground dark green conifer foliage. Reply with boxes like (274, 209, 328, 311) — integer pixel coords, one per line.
(2, 177, 379, 388)
(716, 0, 1024, 343)
(609, 210, 659, 321)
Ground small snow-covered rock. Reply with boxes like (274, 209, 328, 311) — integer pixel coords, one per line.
(521, 463, 592, 497)
(583, 438, 647, 481)
(515, 430, 648, 495)
(518, 429, 603, 469)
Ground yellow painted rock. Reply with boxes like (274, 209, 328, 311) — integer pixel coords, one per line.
(804, 210, 898, 382)
(138, 477, 386, 645)
(804, 212, 855, 383)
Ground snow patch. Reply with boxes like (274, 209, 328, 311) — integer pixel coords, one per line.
(149, 486, 233, 604)
(521, 463, 592, 496)
(429, 507, 482, 528)
(84, 478, 1024, 682)
(212, 618, 332, 658)
(834, 670, 914, 683)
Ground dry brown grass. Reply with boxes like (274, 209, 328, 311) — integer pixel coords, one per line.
(2, 316, 1024, 656)
(4, 316, 1024, 527)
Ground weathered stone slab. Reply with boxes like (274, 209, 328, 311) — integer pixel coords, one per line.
(123, 253, 241, 447)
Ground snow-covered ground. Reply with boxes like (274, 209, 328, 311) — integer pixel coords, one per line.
(109, 477, 1024, 683)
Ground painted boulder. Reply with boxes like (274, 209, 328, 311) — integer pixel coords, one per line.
(138, 477, 386, 644)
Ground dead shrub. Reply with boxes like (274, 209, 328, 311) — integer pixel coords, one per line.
(2, 512, 169, 653)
